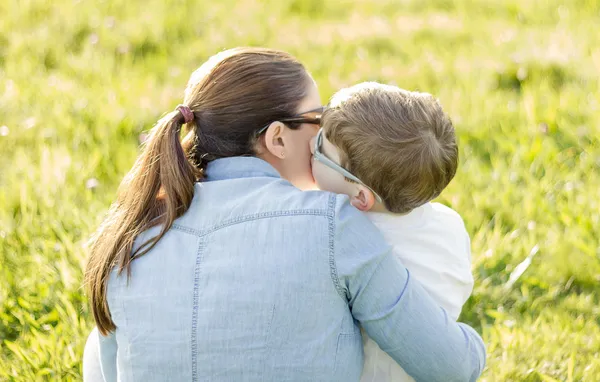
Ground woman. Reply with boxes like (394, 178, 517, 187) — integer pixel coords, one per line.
(84, 47, 485, 381)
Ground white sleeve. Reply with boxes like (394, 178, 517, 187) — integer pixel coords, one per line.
(422, 221, 474, 321)
(393, 208, 474, 322)
(437, 228, 474, 320)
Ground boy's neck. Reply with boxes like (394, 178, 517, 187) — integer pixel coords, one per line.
(368, 201, 410, 216)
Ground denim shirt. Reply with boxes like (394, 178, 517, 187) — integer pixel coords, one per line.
(99, 157, 485, 382)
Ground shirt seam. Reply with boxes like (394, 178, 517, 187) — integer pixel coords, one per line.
(327, 194, 348, 302)
(172, 209, 328, 237)
(204, 170, 279, 180)
(190, 236, 204, 382)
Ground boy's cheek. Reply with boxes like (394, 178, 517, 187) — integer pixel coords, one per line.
(311, 163, 330, 192)
(311, 162, 324, 188)
(309, 137, 316, 153)
(312, 163, 351, 197)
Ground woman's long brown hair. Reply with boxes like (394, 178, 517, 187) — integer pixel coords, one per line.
(85, 48, 311, 335)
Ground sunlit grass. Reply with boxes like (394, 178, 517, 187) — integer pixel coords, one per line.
(1, 0, 599, 380)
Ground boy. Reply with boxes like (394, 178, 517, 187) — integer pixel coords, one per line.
(311, 82, 474, 382)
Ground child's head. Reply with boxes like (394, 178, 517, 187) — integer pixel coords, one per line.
(311, 82, 457, 214)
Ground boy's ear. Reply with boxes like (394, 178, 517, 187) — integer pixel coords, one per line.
(350, 186, 376, 212)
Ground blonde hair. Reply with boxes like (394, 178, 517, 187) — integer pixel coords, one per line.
(322, 82, 458, 214)
(85, 48, 312, 335)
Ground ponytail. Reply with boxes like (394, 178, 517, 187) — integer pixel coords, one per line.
(85, 109, 198, 335)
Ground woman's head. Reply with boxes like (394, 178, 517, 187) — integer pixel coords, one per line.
(86, 47, 320, 335)
(181, 47, 321, 189)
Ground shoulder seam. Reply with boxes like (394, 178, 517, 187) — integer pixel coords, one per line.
(327, 194, 348, 302)
(172, 208, 328, 238)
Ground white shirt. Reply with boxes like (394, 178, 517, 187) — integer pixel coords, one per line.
(361, 202, 474, 382)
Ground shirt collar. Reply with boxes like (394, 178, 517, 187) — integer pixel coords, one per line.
(204, 156, 281, 181)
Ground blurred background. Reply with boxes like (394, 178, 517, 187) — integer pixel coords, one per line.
(1, 0, 599, 380)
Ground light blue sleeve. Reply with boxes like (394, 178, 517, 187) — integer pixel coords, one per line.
(331, 196, 486, 382)
(98, 329, 118, 382)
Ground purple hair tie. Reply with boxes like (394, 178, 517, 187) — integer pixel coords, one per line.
(176, 104, 194, 124)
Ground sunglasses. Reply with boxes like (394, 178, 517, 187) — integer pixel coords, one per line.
(256, 106, 324, 136)
(313, 128, 383, 203)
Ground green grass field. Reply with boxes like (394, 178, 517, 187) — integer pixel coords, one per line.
(1, 0, 599, 380)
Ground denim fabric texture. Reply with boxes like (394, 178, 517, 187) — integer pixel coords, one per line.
(99, 156, 486, 382)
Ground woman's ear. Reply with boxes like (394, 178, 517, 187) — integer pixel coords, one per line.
(350, 186, 376, 212)
(263, 122, 286, 159)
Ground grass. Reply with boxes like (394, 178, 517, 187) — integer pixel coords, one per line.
(1, 0, 599, 380)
